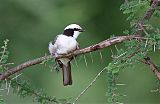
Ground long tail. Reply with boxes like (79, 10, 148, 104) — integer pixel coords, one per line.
(62, 62, 72, 86)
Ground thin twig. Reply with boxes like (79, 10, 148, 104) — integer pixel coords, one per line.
(72, 67, 107, 104)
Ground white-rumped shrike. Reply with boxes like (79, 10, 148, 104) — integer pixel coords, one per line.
(49, 24, 84, 86)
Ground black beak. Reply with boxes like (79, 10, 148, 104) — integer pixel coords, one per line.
(79, 29, 85, 32)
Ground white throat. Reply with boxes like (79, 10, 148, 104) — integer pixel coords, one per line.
(73, 31, 80, 39)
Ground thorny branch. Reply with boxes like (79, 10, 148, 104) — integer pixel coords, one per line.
(0, 0, 159, 103)
(136, 0, 160, 80)
(0, 35, 143, 80)
(0, 0, 159, 81)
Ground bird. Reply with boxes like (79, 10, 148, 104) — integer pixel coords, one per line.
(48, 24, 85, 86)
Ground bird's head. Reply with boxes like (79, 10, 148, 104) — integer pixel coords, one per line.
(63, 24, 85, 39)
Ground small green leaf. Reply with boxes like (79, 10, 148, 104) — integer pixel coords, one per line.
(112, 68, 119, 75)
(0, 99, 5, 104)
(123, 30, 129, 34)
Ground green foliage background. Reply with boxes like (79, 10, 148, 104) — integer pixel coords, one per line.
(0, 0, 160, 104)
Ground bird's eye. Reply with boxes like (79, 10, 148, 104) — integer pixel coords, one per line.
(74, 28, 80, 31)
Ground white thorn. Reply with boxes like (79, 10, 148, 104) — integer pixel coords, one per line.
(89, 52, 94, 64)
(83, 55, 88, 67)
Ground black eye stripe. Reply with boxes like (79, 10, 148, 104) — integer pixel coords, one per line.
(63, 29, 74, 36)
(74, 28, 81, 31)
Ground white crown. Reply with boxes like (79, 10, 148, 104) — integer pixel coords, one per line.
(64, 24, 82, 30)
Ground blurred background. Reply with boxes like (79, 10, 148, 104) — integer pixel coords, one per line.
(0, 0, 160, 104)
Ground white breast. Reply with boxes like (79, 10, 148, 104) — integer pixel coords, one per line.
(55, 35, 78, 54)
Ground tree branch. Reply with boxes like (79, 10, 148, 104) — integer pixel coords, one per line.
(0, 55, 51, 80)
(137, 57, 160, 80)
(144, 0, 159, 20)
(135, 0, 159, 35)
(144, 57, 160, 80)
(136, 0, 160, 80)
(0, 35, 143, 80)
(0, 0, 159, 81)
